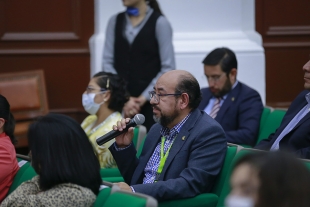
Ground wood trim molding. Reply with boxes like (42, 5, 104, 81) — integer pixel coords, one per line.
(263, 42, 310, 48)
(0, 0, 81, 41)
(0, 48, 89, 55)
(1, 32, 79, 41)
(266, 26, 310, 36)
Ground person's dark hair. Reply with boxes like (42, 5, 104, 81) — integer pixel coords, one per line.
(93, 72, 130, 113)
(28, 113, 102, 195)
(202, 47, 237, 75)
(146, 0, 163, 15)
(0, 95, 16, 145)
(175, 73, 202, 110)
(233, 151, 310, 207)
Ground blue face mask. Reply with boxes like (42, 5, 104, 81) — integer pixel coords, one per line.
(126, 7, 139, 16)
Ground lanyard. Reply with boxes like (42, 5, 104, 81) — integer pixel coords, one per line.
(155, 136, 175, 182)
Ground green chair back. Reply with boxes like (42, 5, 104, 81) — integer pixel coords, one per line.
(7, 159, 30, 195)
(103, 191, 157, 207)
(211, 146, 237, 196)
(100, 168, 121, 178)
(133, 125, 147, 151)
(216, 148, 258, 207)
(93, 188, 112, 207)
(259, 107, 272, 133)
(256, 109, 286, 145)
(136, 136, 146, 158)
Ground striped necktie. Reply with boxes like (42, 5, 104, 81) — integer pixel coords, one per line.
(209, 98, 221, 119)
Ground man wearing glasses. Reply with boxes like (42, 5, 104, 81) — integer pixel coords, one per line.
(198, 47, 263, 147)
(109, 70, 227, 201)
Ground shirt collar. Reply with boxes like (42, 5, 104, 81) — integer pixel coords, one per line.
(160, 113, 191, 138)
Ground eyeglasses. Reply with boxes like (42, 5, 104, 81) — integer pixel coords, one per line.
(205, 73, 226, 83)
(148, 91, 182, 104)
(85, 87, 108, 94)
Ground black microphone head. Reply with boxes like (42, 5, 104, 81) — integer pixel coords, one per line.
(133, 114, 145, 125)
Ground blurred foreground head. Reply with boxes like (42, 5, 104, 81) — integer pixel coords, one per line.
(227, 151, 310, 207)
(28, 113, 102, 195)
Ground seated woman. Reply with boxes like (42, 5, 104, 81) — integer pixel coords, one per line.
(0, 95, 19, 202)
(81, 72, 129, 168)
(226, 151, 310, 207)
(1, 114, 102, 207)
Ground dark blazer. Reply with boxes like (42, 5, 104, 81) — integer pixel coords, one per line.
(255, 90, 310, 159)
(109, 108, 227, 202)
(198, 82, 263, 146)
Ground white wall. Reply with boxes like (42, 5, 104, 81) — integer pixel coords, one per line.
(89, 0, 266, 103)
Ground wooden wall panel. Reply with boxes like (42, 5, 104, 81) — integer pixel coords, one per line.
(0, 0, 93, 122)
(256, 0, 310, 107)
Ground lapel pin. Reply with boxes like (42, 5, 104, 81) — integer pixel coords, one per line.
(182, 136, 186, 141)
(231, 97, 235, 101)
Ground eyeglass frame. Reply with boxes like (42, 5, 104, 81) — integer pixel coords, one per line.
(205, 73, 227, 83)
(148, 91, 182, 103)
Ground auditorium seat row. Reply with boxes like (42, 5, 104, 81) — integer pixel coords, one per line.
(12, 145, 310, 207)
(6, 107, 288, 206)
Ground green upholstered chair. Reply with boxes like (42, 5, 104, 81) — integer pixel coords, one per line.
(256, 109, 286, 145)
(7, 158, 31, 195)
(102, 190, 158, 207)
(216, 148, 263, 207)
(159, 145, 238, 207)
(259, 107, 272, 134)
(93, 181, 120, 207)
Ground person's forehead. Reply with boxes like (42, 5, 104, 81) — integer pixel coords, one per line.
(155, 74, 177, 91)
(204, 64, 223, 74)
(232, 164, 255, 184)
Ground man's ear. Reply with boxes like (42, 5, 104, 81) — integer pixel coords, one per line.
(229, 68, 237, 79)
(179, 93, 190, 110)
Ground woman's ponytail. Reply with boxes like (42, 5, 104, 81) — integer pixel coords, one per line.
(146, 0, 163, 15)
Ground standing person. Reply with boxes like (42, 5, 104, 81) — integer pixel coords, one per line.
(1, 114, 102, 207)
(108, 70, 226, 201)
(0, 95, 19, 202)
(198, 47, 263, 146)
(102, 0, 175, 130)
(81, 72, 129, 168)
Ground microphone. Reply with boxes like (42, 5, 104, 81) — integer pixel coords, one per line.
(96, 114, 145, 146)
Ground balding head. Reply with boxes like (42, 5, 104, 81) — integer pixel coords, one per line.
(157, 70, 202, 110)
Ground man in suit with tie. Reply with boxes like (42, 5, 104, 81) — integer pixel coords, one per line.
(109, 70, 227, 201)
(255, 59, 310, 159)
(198, 47, 263, 146)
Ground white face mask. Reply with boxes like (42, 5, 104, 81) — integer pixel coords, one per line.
(225, 195, 254, 207)
(82, 93, 104, 115)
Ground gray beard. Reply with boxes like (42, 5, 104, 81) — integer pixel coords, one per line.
(153, 112, 178, 128)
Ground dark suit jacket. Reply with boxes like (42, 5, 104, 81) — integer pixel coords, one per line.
(109, 108, 227, 201)
(198, 82, 263, 146)
(255, 90, 310, 159)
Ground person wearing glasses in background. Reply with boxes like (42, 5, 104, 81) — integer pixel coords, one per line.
(81, 72, 129, 168)
(108, 70, 226, 201)
(198, 47, 263, 147)
(102, 0, 175, 131)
